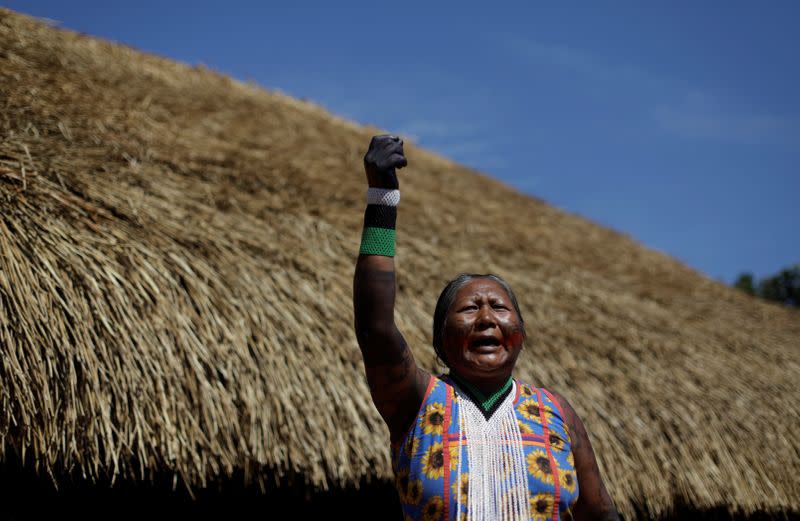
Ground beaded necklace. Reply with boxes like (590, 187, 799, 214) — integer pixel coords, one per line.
(450, 376, 529, 521)
(449, 373, 514, 418)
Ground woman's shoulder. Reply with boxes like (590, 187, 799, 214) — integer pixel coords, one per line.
(540, 388, 576, 419)
(389, 371, 444, 448)
(514, 380, 575, 418)
(513, 378, 550, 402)
(389, 372, 451, 459)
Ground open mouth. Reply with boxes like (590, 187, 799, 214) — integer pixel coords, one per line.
(469, 336, 503, 349)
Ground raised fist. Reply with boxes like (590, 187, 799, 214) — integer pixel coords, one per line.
(363, 135, 407, 189)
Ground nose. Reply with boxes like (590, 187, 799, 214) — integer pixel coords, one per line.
(475, 305, 497, 330)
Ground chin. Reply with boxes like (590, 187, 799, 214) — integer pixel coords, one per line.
(465, 357, 511, 375)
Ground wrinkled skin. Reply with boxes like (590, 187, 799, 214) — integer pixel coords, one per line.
(441, 278, 526, 395)
(352, 135, 620, 521)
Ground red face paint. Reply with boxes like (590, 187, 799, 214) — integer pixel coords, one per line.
(441, 278, 525, 385)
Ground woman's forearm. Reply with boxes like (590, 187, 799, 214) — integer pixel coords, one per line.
(353, 255, 405, 365)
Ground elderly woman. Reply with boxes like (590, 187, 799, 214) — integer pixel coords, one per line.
(353, 135, 620, 521)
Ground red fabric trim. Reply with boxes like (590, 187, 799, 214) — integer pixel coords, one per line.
(541, 387, 572, 448)
(536, 388, 561, 521)
(442, 384, 453, 521)
(541, 388, 564, 418)
(447, 431, 545, 442)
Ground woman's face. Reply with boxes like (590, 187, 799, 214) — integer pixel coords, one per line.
(441, 278, 525, 383)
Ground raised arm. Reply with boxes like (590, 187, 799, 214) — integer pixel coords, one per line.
(552, 391, 621, 521)
(353, 135, 430, 442)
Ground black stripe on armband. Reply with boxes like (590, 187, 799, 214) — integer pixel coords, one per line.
(364, 204, 397, 230)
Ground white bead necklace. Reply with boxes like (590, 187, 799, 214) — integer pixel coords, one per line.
(454, 381, 529, 521)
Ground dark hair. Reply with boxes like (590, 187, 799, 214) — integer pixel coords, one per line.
(432, 273, 525, 366)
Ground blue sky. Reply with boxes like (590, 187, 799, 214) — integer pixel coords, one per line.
(8, 1, 799, 283)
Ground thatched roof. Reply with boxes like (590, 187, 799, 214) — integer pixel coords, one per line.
(1, 9, 798, 519)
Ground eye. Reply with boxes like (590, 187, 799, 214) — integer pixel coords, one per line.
(459, 304, 478, 312)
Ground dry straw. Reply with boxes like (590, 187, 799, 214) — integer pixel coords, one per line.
(1, 9, 798, 519)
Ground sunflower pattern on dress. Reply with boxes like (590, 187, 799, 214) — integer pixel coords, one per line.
(527, 449, 555, 485)
(391, 375, 579, 520)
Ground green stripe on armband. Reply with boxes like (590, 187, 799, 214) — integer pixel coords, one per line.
(359, 227, 396, 257)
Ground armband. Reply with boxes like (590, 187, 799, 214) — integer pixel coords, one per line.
(359, 192, 398, 257)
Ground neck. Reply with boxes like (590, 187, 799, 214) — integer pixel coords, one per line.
(449, 371, 512, 403)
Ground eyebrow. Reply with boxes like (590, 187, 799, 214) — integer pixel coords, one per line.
(460, 293, 507, 302)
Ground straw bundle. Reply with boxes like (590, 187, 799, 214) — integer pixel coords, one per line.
(1, 9, 798, 519)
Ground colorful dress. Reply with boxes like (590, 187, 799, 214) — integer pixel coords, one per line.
(391, 374, 579, 521)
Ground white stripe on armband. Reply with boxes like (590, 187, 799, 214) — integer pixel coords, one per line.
(367, 187, 401, 206)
